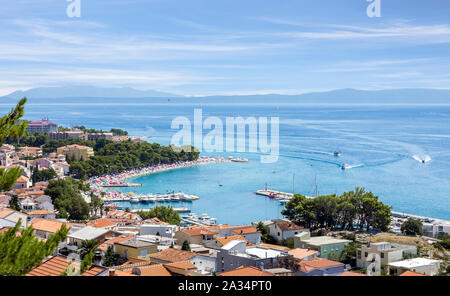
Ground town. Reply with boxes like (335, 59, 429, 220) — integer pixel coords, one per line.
(1, 110, 449, 277)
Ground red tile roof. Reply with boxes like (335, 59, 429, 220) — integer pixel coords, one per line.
(231, 227, 259, 235)
(220, 266, 275, 276)
(26, 256, 72, 276)
(86, 218, 117, 228)
(298, 259, 344, 273)
(31, 218, 67, 233)
(81, 267, 106, 276)
(149, 248, 197, 263)
(183, 228, 217, 236)
(400, 271, 428, 276)
(276, 222, 305, 231)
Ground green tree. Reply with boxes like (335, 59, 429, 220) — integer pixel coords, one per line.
(89, 192, 103, 217)
(401, 219, 424, 236)
(45, 178, 91, 220)
(0, 220, 69, 276)
(182, 240, 191, 251)
(9, 195, 21, 211)
(103, 245, 116, 267)
(79, 239, 99, 260)
(282, 188, 391, 231)
(256, 222, 276, 244)
(0, 98, 27, 192)
(136, 206, 181, 225)
(31, 168, 57, 183)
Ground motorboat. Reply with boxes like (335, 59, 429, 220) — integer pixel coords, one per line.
(130, 196, 140, 203)
(341, 163, 351, 170)
(334, 151, 341, 157)
(231, 158, 249, 162)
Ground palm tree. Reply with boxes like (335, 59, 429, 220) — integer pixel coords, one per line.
(79, 239, 99, 260)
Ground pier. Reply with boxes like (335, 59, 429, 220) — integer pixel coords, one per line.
(255, 189, 314, 203)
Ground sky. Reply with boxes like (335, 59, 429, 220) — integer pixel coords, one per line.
(0, 0, 450, 96)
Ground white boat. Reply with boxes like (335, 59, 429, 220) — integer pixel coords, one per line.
(141, 196, 150, 202)
(341, 163, 351, 170)
(189, 195, 200, 200)
(231, 158, 249, 162)
(334, 151, 341, 157)
(130, 196, 140, 203)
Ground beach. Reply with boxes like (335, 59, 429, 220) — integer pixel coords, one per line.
(86, 156, 231, 201)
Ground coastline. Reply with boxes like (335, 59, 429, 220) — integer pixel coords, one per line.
(86, 156, 231, 200)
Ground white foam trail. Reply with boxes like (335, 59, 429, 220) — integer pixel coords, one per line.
(412, 155, 432, 163)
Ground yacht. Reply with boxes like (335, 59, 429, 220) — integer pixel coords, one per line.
(231, 158, 249, 162)
(130, 196, 140, 203)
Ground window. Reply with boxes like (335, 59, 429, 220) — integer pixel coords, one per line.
(381, 252, 384, 258)
(365, 252, 368, 258)
(140, 250, 147, 257)
(357, 251, 361, 259)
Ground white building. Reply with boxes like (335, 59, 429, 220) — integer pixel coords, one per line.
(388, 258, 443, 276)
(190, 253, 217, 275)
(422, 222, 450, 238)
(357, 242, 417, 274)
(139, 224, 179, 238)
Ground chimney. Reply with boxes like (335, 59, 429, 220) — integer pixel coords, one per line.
(109, 269, 115, 276)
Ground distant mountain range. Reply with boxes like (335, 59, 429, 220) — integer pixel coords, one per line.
(2, 86, 450, 104)
(2, 86, 182, 99)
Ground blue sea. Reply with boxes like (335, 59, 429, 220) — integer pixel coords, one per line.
(1, 99, 450, 224)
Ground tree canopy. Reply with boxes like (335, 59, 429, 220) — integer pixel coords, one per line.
(69, 141, 199, 179)
(0, 220, 69, 276)
(45, 178, 91, 221)
(136, 206, 181, 226)
(281, 187, 391, 231)
(0, 98, 27, 192)
(400, 218, 424, 236)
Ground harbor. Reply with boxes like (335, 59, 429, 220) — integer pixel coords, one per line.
(104, 192, 200, 203)
(181, 212, 217, 226)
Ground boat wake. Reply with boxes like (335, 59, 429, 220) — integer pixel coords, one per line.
(341, 163, 364, 170)
(412, 155, 432, 163)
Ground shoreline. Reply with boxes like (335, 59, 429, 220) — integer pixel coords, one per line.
(86, 156, 231, 200)
(85, 157, 450, 226)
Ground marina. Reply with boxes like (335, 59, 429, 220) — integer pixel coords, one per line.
(104, 192, 200, 203)
(131, 207, 191, 214)
(181, 212, 217, 226)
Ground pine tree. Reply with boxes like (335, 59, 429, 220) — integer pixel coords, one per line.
(0, 98, 27, 192)
(182, 240, 191, 251)
(9, 195, 20, 211)
(0, 220, 70, 276)
(103, 245, 116, 267)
